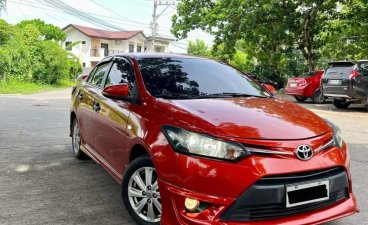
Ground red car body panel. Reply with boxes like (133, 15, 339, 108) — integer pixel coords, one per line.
(70, 54, 358, 225)
(155, 97, 330, 140)
(286, 70, 324, 98)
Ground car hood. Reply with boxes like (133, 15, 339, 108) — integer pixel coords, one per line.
(155, 97, 330, 140)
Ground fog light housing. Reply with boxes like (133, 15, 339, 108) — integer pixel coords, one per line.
(184, 197, 200, 212)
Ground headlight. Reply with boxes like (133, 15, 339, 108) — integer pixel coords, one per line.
(324, 119, 343, 148)
(161, 125, 249, 161)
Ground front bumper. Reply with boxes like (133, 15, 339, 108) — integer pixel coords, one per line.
(153, 135, 358, 225)
(159, 180, 358, 225)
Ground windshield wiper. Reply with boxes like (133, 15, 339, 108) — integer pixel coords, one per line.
(197, 92, 269, 98)
(155, 94, 197, 99)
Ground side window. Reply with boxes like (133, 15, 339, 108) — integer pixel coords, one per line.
(89, 63, 111, 87)
(360, 63, 368, 75)
(105, 58, 135, 87)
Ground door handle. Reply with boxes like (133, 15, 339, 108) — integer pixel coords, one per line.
(77, 92, 83, 100)
(93, 102, 101, 112)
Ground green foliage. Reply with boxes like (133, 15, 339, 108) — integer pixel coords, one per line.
(0, 77, 74, 94)
(187, 39, 211, 57)
(16, 19, 66, 42)
(229, 50, 254, 73)
(0, 19, 81, 86)
(172, 0, 368, 81)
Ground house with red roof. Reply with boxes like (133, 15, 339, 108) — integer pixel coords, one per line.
(62, 24, 174, 67)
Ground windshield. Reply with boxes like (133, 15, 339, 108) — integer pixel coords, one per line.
(137, 57, 270, 99)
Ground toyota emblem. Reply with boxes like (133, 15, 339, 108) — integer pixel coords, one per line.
(296, 145, 313, 161)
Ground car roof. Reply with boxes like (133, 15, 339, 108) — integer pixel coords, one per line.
(328, 60, 368, 65)
(106, 52, 206, 60)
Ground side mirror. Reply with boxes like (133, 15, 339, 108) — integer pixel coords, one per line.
(102, 84, 130, 99)
(262, 83, 277, 95)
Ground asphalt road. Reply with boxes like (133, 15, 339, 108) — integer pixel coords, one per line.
(0, 89, 367, 225)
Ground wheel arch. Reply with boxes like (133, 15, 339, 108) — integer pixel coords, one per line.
(129, 144, 150, 163)
(70, 111, 77, 137)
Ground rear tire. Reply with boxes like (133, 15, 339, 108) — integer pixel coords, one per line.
(312, 90, 325, 104)
(294, 96, 307, 103)
(122, 156, 161, 225)
(71, 119, 88, 160)
(333, 100, 350, 109)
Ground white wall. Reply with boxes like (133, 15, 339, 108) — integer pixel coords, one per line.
(64, 29, 91, 67)
(64, 29, 171, 67)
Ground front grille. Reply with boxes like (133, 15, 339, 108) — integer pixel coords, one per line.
(230, 188, 348, 221)
(221, 167, 349, 222)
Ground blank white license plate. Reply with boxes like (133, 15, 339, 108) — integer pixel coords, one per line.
(328, 79, 341, 85)
(286, 180, 329, 208)
(289, 82, 298, 87)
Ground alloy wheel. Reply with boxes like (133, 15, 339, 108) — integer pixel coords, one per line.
(128, 167, 161, 223)
(72, 121, 81, 155)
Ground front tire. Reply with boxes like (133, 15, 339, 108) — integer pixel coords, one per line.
(312, 90, 325, 104)
(71, 119, 88, 159)
(294, 96, 307, 103)
(122, 156, 161, 225)
(333, 100, 350, 109)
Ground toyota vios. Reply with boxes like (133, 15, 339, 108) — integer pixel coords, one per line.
(70, 53, 358, 225)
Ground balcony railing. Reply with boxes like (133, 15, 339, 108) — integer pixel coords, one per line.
(90, 48, 105, 57)
(90, 48, 126, 58)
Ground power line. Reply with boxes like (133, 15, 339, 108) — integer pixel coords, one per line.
(9, 0, 174, 31)
(88, 0, 149, 26)
(38, 0, 126, 31)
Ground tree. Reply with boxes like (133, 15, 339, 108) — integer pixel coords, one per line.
(172, 0, 351, 76)
(187, 39, 211, 57)
(16, 19, 66, 42)
(0, 19, 81, 84)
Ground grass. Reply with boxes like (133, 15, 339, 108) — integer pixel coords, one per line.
(0, 79, 75, 94)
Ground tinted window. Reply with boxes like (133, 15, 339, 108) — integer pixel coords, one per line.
(88, 63, 110, 87)
(105, 58, 135, 87)
(359, 62, 368, 75)
(325, 63, 353, 79)
(137, 57, 269, 98)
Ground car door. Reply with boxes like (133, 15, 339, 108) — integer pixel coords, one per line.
(356, 62, 368, 102)
(78, 61, 112, 151)
(92, 57, 134, 172)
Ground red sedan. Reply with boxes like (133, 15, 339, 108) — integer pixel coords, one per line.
(286, 70, 325, 103)
(70, 54, 358, 225)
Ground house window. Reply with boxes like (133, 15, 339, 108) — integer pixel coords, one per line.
(137, 45, 142, 52)
(155, 46, 164, 53)
(65, 41, 72, 50)
(129, 44, 134, 53)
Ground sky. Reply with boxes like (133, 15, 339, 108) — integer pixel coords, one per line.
(1, 0, 214, 53)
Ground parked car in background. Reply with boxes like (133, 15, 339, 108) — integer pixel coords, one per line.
(248, 74, 279, 90)
(70, 53, 357, 225)
(322, 60, 368, 109)
(286, 70, 325, 103)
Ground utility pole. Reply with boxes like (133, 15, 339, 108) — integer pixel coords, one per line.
(151, 0, 158, 52)
(149, 0, 176, 52)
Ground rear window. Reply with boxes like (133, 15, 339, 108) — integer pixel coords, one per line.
(325, 63, 354, 78)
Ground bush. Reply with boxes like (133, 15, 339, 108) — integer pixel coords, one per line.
(0, 19, 82, 85)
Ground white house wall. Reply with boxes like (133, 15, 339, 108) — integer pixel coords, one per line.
(64, 29, 92, 67)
